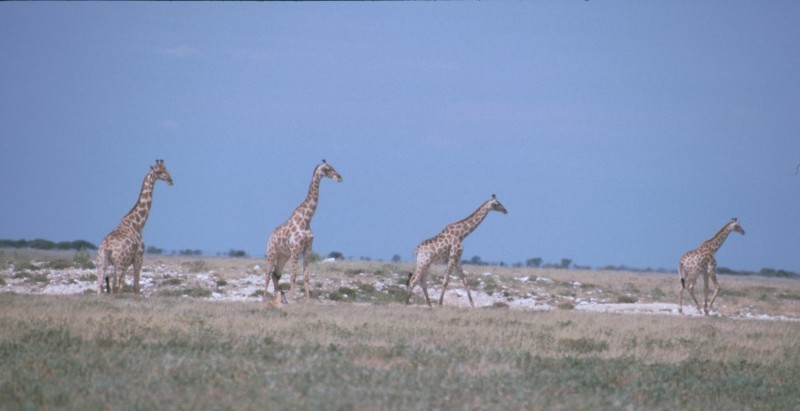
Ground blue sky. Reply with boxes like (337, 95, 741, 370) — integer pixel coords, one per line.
(1, 2, 798, 271)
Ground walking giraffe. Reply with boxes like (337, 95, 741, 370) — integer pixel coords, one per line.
(264, 160, 342, 304)
(678, 218, 745, 315)
(406, 194, 508, 307)
(96, 160, 173, 294)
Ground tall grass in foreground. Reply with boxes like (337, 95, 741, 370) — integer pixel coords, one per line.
(1, 294, 798, 410)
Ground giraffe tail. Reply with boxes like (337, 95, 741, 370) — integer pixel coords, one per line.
(97, 248, 113, 293)
(678, 263, 686, 289)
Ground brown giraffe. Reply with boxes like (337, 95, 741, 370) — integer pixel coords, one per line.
(264, 160, 342, 304)
(406, 194, 508, 307)
(96, 160, 173, 294)
(678, 217, 745, 315)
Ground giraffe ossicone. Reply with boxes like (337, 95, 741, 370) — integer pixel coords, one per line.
(263, 160, 342, 306)
(406, 194, 508, 307)
(678, 217, 745, 315)
(96, 159, 173, 294)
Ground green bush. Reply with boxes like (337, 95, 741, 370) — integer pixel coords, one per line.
(73, 248, 95, 269)
(329, 287, 357, 301)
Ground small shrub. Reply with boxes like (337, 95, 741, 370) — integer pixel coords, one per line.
(14, 261, 37, 272)
(490, 302, 509, 309)
(46, 259, 73, 270)
(28, 273, 50, 284)
(80, 273, 98, 282)
(382, 285, 409, 303)
(13, 271, 48, 283)
(558, 337, 609, 353)
(329, 287, 357, 301)
(74, 247, 95, 269)
(557, 300, 575, 310)
(182, 260, 210, 274)
(250, 289, 264, 298)
(184, 287, 212, 298)
(357, 282, 375, 293)
(617, 295, 638, 304)
(215, 279, 228, 287)
(158, 287, 212, 298)
(162, 277, 183, 286)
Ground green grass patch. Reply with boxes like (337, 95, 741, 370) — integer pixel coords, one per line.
(0, 295, 798, 410)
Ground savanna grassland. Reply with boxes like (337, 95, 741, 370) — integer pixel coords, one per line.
(1, 251, 799, 410)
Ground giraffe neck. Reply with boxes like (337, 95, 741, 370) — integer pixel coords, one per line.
(291, 168, 323, 229)
(120, 169, 157, 233)
(702, 224, 734, 254)
(448, 201, 493, 241)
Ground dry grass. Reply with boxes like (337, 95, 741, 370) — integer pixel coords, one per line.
(0, 291, 799, 410)
(2, 251, 799, 409)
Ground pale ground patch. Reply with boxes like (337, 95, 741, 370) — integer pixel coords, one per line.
(2, 252, 798, 322)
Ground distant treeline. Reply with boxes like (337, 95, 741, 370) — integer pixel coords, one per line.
(717, 267, 800, 279)
(0, 239, 97, 250)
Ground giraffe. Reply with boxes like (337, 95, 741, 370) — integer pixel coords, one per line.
(96, 160, 173, 294)
(264, 160, 342, 305)
(406, 194, 508, 307)
(678, 218, 745, 315)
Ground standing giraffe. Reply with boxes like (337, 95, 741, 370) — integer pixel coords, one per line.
(264, 160, 342, 304)
(406, 194, 508, 307)
(96, 160, 173, 294)
(678, 218, 745, 315)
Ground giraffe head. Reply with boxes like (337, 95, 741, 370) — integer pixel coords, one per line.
(151, 159, 174, 186)
(317, 159, 343, 183)
(729, 217, 745, 235)
(489, 194, 508, 214)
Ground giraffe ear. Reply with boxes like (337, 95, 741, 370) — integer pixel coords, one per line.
(492, 194, 496, 199)
(322, 159, 327, 164)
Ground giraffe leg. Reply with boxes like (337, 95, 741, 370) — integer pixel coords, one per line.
(686, 280, 702, 314)
(678, 264, 685, 314)
(419, 270, 432, 308)
(262, 255, 286, 307)
(406, 267, 421, 304)
(300, 239, 314, 302)
(407, 262, 432, 307)
(707, 270, 721, 315)
(132, 250, 143, 294)
(302, 263, 311, 301)
(405, 272, 417, 305)
(438, 264, 452, 306)
(438, 253, 461, 306)
(702, 272, 710, 315)
(456, 262, 475, 308)
(288, 254, 300, 301)
(113, 264, 126, 294)
(96, 250, 107, 295)
(263, 259, 276, 305)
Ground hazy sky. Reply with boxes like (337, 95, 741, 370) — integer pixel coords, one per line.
(1, 2, 798, 272)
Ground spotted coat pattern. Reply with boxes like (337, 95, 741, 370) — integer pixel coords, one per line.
(406, 195, 508, 307)
(96, 160, 173, 294)
(678, 218, 745, 315)
(264, 160, 342, 304)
